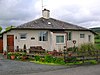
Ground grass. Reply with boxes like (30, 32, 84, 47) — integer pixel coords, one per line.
(95, 44, 100, 49)
(30, 61, 65, 66)
(95, 39, 100, 43)
(95, 38, 100, 49)
(29, 60, 98, 66)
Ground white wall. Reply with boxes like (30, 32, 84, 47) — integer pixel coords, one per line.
(3, 30, 94, 51)
(51, 31, 94, 51)
(3, 30, 51, 51)
(71, 31, 94, 47)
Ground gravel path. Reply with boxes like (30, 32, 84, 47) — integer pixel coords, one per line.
(0, 54, 100, 75)
(0, 59, 68, 75)
(20, 64, 100, 75)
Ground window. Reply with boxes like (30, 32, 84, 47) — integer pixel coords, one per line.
(56, 35, 64, 43)
(20, 33, 27, 39)
(39, 31, 48, 41)
(80, 34, 85, 38)
(88, 35, 91, 42)
(67, 32, 72, 40)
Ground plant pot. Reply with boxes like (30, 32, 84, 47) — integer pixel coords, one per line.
(22, 56, 28, 60)
(11, 55, 15, 60)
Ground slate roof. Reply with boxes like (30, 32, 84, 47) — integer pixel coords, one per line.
(16, 17, 88, 30)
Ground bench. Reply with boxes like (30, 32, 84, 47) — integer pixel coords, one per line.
(29, 46, 45, 54)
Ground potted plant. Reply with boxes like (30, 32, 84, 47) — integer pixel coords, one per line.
(8, 52, 15, 60)
(21, 52, 27, 60)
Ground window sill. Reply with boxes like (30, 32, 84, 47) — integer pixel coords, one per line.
(20, 39, 26, 40)
(56, 43, 65, 45)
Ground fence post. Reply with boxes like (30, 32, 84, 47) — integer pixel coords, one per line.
(82, 55, 84, 63)
(96, 50, 98, 62)
(63, 49, 67, 63)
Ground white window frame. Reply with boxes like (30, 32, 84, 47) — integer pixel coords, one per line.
(56, 35, 65, 44)
(39, 31, 48, 41)
(67, 32, 72, 41)
(19, 33, 27, 40)
(80, 34, 85, 38)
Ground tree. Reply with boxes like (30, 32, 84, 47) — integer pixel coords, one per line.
(0, 26, 2, 33)
(5, 25, 15, 31)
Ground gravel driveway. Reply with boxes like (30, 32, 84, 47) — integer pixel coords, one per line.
(0, 58, 68, 75)
(0, 54, 100, 75)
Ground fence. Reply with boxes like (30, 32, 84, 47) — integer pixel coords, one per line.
(64, 50, 100, 63)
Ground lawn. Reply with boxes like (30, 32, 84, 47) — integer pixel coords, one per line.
(95, 44, 100, 49)
(95, 39, 100, 43)
(95, 39, 100, 49)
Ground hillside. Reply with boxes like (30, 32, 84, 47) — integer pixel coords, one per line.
(90, 27, 100, 33)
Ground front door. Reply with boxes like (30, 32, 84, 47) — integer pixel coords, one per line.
(0, 38, 3, 53)
(7, 35, 14, 52)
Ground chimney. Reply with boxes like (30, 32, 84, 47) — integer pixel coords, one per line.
(42, 9, 50, 19)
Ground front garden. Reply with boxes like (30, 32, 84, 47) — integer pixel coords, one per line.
(6, 43, 100, 65)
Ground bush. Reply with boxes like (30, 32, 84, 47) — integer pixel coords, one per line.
(44, 55, 53, 63)
(54, 57, 65, 64)
(7, 52, 27, 60)
(67, 47, 78, 52)
(66, 56, 77, 63)
(78, 43, 96, 56)
(34, 55, 40, 61)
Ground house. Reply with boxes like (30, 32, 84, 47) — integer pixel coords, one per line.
(1, 9, 95, 52)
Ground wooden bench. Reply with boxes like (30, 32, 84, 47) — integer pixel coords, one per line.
(29, 46, 45, 54)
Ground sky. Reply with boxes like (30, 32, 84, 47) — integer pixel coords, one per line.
(0, 0, 100, 30)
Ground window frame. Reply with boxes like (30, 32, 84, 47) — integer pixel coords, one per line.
(19, 33, 27, 40)
(39, 31, 48, 41)
(67, 32, 72, 41)
(88, 35, 91, 42)
(56, 35, 65, 44)
(80, 34, 85, 38)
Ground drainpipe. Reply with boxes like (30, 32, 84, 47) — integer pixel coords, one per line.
(65, 32, 68, 51)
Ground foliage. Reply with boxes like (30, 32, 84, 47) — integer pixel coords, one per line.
(67, 47, 78, 52)
(5, 25, 15, 31)
(95, 35, 100, 39)
(34, 55, 40, 61)
(44, 54, 65, 64)
(20, 52, 26, 56)
(33, 54, 65, 64)
(54, 57, 65, 64)
(95, 39, 100, 43)
(44, 54, 53, 63)
(78, 43, 96, 56)
(0, 26, 2, 33)
(95, 44, 100, 50)
(66, 56, 77, 63)
(7, 52, 26, 60)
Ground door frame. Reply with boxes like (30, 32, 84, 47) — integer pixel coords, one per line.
(0, 37, 3, 53)
(7, 35, 14, 52)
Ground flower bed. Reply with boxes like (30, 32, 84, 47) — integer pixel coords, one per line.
(7, 52, 28, 60)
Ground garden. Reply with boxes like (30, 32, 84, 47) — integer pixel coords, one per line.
(6, 43, 100, 65)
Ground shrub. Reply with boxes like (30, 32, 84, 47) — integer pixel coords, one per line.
(66, 56, 77, 63)
(78, 43, 96, 56)
(44, 55, 53, 63)
(7, 52, 27, 60)
(54, 57, 65, 64)
(34, 55, 40, 61)
(67, 47, 78, 52)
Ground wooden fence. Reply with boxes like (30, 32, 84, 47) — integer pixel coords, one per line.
(64, 50, 100, 63)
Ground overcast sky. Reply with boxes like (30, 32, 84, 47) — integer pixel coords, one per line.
(0, 0, 100, 29)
